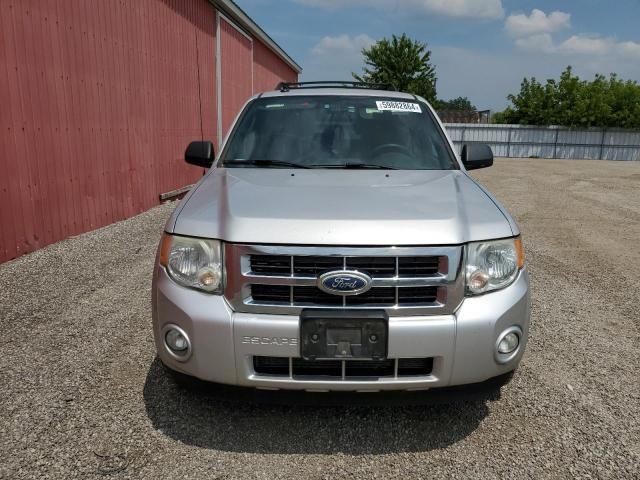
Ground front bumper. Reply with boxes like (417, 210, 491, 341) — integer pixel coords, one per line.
(152, 268, 530, 391)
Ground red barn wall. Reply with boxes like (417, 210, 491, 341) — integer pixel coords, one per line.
(253, 39, 298, 93)
(0, 0, 298, 263)
(218, 15, 252, 140)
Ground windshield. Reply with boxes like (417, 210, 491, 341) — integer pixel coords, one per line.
(220, 95, 458, 170)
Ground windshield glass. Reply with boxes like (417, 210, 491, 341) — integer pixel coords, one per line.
(220, 95, 457, 170)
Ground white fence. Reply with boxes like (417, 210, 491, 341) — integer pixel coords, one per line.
(444, 124, 640, 161)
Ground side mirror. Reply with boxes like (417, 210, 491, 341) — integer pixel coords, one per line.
(185, 141, 215, 168)
(461, 144, 493, 170)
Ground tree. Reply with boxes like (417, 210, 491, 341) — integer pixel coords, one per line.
(352, 34, 437, 103)
(491, 109, 512, 124)
(494, 66, 640, 128)
(437, 96, 477, 112)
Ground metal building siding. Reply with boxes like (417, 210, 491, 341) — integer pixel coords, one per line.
(445, 123, 640, 160)
(252, 39, 298, 93)
(219, 15, 252, 138)
(0, 0, 217, 263)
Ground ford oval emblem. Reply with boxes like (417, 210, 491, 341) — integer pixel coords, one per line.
(317, 270, 373, 296)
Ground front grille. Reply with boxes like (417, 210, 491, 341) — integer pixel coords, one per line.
(250, 285, 290, 303)
(293, 256, 342, 275)
(294, 286, 342, 306)
(253, 356, 434, 378)
(344, 287, 396, 306)
(397, 287, 438, 304)
(398, 256, 442, 276)
(249, 254, 445, 308)
(398, 357, 434, 376)
(250, 255, 442, 278)
(250, 255, 291, 275)
(251, 285, 438, 307)
(344, 257, 396, 277)
(225, 245, 463, 316)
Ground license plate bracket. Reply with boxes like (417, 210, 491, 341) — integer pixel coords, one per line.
(300, 309, 388, 360)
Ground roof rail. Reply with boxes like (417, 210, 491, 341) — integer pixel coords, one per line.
(275, 81, 398, 92)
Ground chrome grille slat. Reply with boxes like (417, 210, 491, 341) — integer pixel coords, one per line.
(224, 244, 464, 317)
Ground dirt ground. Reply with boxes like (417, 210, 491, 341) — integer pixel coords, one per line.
(1, 158, 639, 479)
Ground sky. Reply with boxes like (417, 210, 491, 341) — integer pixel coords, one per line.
(235, 0, 640, 111)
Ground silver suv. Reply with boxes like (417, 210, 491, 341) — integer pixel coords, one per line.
(152, 82, 530, 392)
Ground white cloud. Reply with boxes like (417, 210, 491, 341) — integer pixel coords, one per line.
(303, 34, 375, 82)
(294, 0, 504, 19)
(515, 33, 556, 53)
(558, 35, 613, 55)
(617, 40, 640, 58)
(514, 33, 640, 61)
(504, 8, 640, 60)
(411, 0, 504, 19)
(505, 9, 570, 38)
(513, 33, 620, 56)
(311, 34, 375, 56)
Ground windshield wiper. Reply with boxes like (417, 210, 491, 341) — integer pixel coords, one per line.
(222, 159, 311, 169)
(310, 162, 397, 170)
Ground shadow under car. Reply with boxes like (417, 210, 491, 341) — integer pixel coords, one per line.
(143, 357, 509, 455)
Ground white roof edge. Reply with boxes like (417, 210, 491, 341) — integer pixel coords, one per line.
(210, 0, 302, 74)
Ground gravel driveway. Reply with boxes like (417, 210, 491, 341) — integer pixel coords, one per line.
(1, 159, 639, 479)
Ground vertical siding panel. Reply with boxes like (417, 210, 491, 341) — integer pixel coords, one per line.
(74, 0, 95, 230)
(33, 3, 64, 243)
(0, 2, 22, 259)
(15, 2, 50, 249)
(219, 16, 252, 137)
(123, 0, 137, 217)
(112, 0, 128, 223)
(66, 0, 92, 233)
(86, 0, 101, 228)
(64, 0, 85, 236)
(47, 1, 73, 236)
(52, 0, 76, 237)
(198, 0, 217, 143)
(96, 0, 115, 226)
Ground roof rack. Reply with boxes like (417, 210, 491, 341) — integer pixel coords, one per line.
(275, 81, 398, 92)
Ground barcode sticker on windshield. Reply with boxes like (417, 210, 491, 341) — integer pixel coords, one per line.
(376, 101, 422, 113)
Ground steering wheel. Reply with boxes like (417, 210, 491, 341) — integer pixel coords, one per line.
(370, 143, 413, 158)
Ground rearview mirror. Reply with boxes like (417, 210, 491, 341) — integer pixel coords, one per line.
(185, 141, 215, 168)
(461, 144, 493, 170)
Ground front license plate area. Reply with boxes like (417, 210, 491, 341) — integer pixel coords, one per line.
(300, 310, 388, 360)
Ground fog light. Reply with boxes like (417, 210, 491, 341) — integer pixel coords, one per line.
(162, 325, 192, 361)
(166, 329, 188, 351)
(498, 332, 519, 354)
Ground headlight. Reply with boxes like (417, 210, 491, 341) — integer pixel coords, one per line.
(159, 234, 223, 294)
(465, 236, 524, 295)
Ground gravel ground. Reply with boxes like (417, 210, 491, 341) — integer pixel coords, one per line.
(1, 158, 639, 479)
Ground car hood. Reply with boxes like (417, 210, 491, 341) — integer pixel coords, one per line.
(169, 168, 516, 245)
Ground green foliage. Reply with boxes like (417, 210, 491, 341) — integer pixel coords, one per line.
(352, 34, 437, 103)
(437, 96, 477, 112)
(491, 109, 512, 124)
(494, 66, 640, 128)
